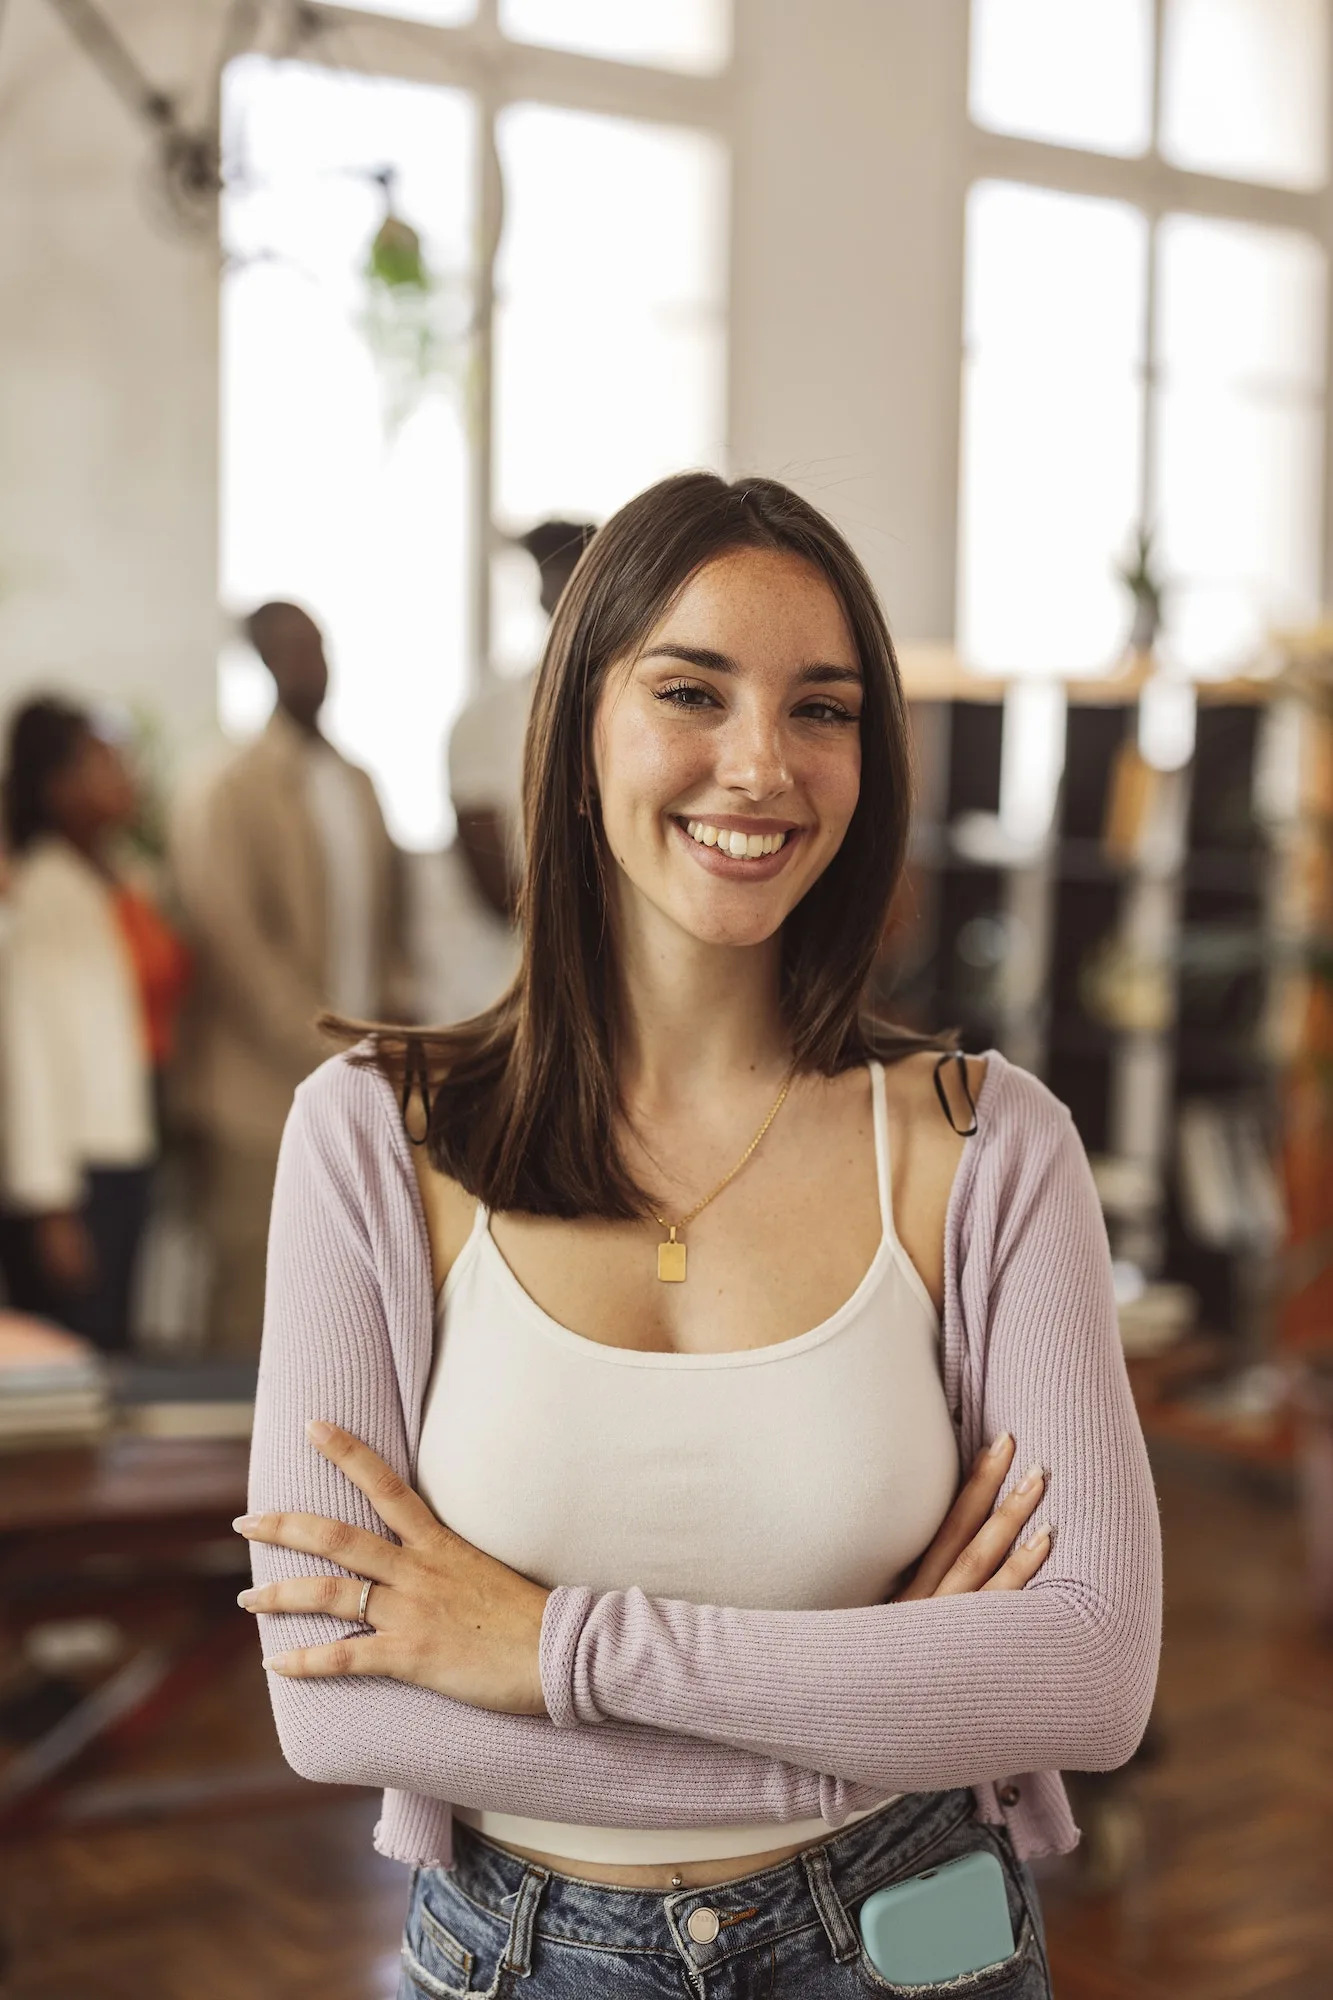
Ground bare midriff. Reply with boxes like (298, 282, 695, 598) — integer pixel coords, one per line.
(482, 1832, 817, 1892)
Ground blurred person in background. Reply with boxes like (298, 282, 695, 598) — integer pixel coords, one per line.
(430, 522, 594, 1024)
(171, 601, 412, 1356)
(0, 698, 189, 1350)
(450, 521, 596, 922)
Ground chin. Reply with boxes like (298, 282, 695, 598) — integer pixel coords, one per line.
(673, 892, 793, 951)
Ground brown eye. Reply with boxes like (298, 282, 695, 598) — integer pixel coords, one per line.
(655, 681, 717, 710)
(797, 699, 858, 724)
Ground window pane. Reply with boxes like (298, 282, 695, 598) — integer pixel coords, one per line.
(1156, 215, 1327, 391)
(970, 0, 1153, 156)
(959, 182, 1148, 675)
(221, 58, 474, 849)
(311, 0, 474, 23)
(1154, 216, 1326, 673)
(1160, 0, 1329, 190)
(500, 0, 730, 74)
(493, 102, 727, 531)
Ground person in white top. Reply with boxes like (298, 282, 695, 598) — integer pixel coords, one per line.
(170, 603, 412, 1353)
(0, 700, 174, 1349)
(432, 524, 594, 1023)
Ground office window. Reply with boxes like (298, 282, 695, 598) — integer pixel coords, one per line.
(962, 0, 1329, 680)
(969, 0, 1154, 158)
(1161, 0, 1328, 191)
(959, 182, 1147, 675)
(493, 103, 727, 527)
(1155, 217, 1326, 671)
(221, 59, 474, 849)
(500, 0, 730, 75)
(221, 20, 729, 839)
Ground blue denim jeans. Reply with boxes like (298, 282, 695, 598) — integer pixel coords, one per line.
(397, 1789, 1053, 1998)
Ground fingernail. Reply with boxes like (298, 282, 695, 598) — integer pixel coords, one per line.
(307, 1419, 335, 1445)
(232, 1515, 260, 1533)
(237, 1589, 258, 1609)
(988, 1433, 1012, 1457)
(1025, 1526, 1052, 1550)
(263, 1654, 291, 1672)
(1017, 1464, 1044, 1493)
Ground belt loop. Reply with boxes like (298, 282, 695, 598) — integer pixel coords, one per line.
(501, 1862, 550, 1977)
(802, 1844, 859, 1964)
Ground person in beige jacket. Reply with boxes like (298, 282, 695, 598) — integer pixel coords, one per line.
(172, 603, 412, 1353)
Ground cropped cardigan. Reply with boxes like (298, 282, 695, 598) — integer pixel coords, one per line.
(248, 1048, 1162, 1865)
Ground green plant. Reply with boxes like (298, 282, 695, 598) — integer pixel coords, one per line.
(358, 173, 470, 435)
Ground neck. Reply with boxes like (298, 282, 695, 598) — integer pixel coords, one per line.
(278, 701, 322, 739)
(57, 826, 113, 874)
(612, 899, 790, 1111)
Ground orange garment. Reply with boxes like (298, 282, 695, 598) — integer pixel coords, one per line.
(112, 885, 192, 1067)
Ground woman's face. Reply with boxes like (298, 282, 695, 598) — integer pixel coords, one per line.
(591, 547, 863, 952)
(46, 731, 137, 843)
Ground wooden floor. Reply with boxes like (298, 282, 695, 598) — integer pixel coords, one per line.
(1, 1442, 1329, 1999)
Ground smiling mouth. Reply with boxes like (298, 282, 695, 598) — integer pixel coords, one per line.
(679, 817, 793, 859)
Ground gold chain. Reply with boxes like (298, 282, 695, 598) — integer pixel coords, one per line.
(651, 1071, 794, 1237)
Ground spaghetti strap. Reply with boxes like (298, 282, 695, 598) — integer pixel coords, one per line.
(868, 1061, 897, 1243)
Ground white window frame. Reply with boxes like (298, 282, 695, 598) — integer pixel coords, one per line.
(962, 0, 1333, 646)
(265, 0, 734, 694)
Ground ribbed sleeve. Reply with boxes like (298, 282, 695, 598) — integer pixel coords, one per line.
(538, 1074, 1162, 1802)
(249, 1058, 859, 1864)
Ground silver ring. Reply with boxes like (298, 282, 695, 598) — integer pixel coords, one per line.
(356, 1577, 373, 1624)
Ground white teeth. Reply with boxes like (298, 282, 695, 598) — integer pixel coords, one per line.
(681, 819, 790, 857)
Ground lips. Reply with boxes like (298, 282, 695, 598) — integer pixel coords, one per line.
(669, 814, 803, 878)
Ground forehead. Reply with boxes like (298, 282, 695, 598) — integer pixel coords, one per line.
(647, 548, 856, 661)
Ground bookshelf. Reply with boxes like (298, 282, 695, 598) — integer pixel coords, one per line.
(885, 650, 1329, 1414)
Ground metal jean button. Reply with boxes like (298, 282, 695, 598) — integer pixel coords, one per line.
(686, 1906, 721, 1944)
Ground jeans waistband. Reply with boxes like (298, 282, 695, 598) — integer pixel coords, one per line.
(442, 1788, 980, 1975)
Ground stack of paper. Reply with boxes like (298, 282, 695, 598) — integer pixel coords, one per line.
(0, 1313, 109, 1451)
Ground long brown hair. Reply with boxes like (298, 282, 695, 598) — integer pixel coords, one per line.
(352, 472, 947, 1217)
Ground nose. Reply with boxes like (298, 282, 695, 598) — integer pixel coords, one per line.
(714, 704, 793, 803)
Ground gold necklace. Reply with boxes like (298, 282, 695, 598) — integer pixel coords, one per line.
(651, 1071, 794, 1283)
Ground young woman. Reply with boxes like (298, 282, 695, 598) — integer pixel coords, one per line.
(0, 698, 189, 1349)
(236, 475, 1161, 1999)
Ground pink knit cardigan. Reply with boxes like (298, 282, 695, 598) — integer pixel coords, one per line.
(248, 1048, 1161, 1865)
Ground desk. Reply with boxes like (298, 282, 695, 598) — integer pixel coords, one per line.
(0, 1435, 256, 1837)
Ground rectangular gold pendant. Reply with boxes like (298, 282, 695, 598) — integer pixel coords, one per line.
(657, 1238, 687, 1283)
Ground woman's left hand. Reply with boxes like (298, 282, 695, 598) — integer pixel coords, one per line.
(233, 1420, 550, 1715)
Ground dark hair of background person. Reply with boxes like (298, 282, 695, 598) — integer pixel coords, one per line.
(2, 697, 92, 852)
(516, 519, 596, 575)
(517, 519, 598, 621)
(336, 471, 951, 1218)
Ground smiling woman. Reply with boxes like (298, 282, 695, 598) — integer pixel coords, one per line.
(238, 473, 1160, 2000)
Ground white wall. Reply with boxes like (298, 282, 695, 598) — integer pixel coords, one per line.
(729, 0, 971, 642)
(0, 0, 225, 754)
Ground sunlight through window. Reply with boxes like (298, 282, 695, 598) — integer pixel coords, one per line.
(220, 58, 474, 849)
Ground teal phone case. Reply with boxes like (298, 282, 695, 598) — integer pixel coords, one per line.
(859, 1849, 1015, 1986)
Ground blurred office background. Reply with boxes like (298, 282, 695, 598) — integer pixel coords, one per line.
(1, 1, 1332, 1994)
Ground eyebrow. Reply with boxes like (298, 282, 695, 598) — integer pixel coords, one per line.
(641, 644, 863, 687)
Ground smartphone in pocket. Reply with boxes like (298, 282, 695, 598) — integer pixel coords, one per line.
(859, 1849, 1016, 1986)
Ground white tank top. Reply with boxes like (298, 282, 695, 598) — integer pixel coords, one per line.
(415, 1060, 959, 1865)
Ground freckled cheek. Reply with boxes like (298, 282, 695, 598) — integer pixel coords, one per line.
(801, 743, 861, 851)
(600, 721, 709, 843)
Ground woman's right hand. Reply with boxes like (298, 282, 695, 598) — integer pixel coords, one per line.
(893, 1434, 1051, 1601)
